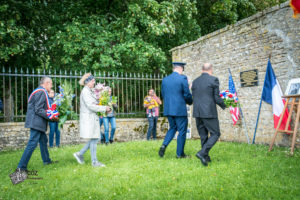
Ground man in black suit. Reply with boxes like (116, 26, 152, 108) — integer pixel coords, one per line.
(192, 63, 226, 166)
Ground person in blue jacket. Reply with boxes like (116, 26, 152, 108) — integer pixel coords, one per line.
(48, 89, 60, 148)
(158, 62, 193, 158)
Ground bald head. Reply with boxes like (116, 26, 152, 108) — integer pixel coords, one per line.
(202, 63, 213, 75)
(202, 63, 212, 71)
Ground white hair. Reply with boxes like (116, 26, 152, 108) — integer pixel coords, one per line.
(40, 76, 51, 85)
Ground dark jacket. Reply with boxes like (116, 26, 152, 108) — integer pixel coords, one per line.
(161, 72, 193, 116)
(25, 86, 50, 132)
(192, 73, 226, 118)
(49, 97, 54, 105)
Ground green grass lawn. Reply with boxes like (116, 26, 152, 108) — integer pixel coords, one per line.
(1, 140, 300, 200)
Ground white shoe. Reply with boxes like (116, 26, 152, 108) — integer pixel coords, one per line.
(73, 152, 84, 164)
(92, 161, 106, 167)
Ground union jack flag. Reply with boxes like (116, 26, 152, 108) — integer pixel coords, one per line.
(229, 74, 239, 125)
(28, 88, 59, 120)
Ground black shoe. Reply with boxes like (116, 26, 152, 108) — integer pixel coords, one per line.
(105, 142, 109, 145)
(14, 168, 28, 173)
(206, 156, 211, 162)
(159, 145, 166, 157)
(176, 153, 191, 159)
(44, 160, 59, 165)
(196, 153, 208, 166)
(109, 139, 113, 144)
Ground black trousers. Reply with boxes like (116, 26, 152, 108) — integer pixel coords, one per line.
(195, 117, 221, 157)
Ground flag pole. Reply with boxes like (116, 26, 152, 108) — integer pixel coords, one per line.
(252, 98, 262, 144)
(252, 55, 271, 144)
(228, 68, 250, 144)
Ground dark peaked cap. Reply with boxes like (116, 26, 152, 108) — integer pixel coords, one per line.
(172, 62, 186, 69)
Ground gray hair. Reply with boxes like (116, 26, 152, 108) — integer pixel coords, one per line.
(40, 76, 51, 85)
(202, 63, 212, 71)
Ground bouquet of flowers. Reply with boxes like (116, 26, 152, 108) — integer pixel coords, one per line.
(219, 90, 238, 108)
(54, 82, 78, 129)
(94, 83, 118, 117)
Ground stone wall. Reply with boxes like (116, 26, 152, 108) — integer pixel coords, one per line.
(0, 118, 169, 151)
(171, 2, 300, 147)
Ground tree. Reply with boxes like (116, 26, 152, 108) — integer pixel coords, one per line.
(195, 0, 256, 36)
(48, 0, 200, 74)
(195, 0, 286, 36)
(0, 2, 34, 66)
(0, 0, 200, 74)
(0, 0, 287, 73)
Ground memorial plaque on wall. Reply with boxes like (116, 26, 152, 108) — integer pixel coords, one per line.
(240, 69, 258, 87)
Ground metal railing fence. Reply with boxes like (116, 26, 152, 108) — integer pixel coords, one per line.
(0, 67, 165, 122)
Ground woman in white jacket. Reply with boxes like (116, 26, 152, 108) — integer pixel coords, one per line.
(73, 73, 111, 167)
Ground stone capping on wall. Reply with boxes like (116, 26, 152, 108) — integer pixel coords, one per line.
(170, 1, 290, 52)
(0, 122, 25, 126)
(0, 118, 148, 126)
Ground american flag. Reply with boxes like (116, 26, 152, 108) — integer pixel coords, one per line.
(229, 74, 239, 125)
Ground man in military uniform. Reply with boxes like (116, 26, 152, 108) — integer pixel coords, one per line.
(159, 62, 193, 158)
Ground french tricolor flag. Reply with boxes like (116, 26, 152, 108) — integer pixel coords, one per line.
(261, 60, 290, 132)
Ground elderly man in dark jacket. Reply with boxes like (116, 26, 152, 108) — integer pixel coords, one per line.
(10, 76, 58, 183)
(192, 63, 226, 166)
